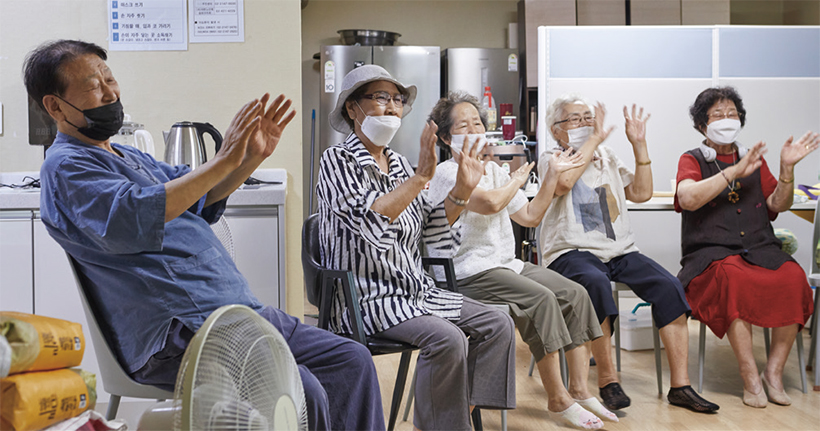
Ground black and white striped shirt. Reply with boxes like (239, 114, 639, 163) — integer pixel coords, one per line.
(316, 133, 463, 336)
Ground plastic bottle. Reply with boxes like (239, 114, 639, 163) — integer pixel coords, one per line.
(482, 86, 497, 131)
(529, 106, 537, 135)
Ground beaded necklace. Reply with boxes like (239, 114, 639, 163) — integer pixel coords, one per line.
(713, 152, 740, 203)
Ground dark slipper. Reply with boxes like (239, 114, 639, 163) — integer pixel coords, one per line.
(667, 385, 720, 413)
(599, 382, 631, 410)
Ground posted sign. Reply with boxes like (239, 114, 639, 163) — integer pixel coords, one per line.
(108, 0, 187, 51)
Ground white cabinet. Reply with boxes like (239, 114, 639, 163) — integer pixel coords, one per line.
(0, 211, 34, 314)
(224, 206, 285, 309)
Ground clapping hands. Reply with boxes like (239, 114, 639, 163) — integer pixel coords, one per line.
(623, 104, 650, 148)
(730, 141, 766, 180)
(220, 93, 297, 166)
(780, 131, 820, 169)
(549, 148, 585, 174)
(249, 94, 297, 160)
(509, 162, 535, 188)
(592, 102, 615, 142)
(451, 134, 485, 194)
(415, 120, 439, 181)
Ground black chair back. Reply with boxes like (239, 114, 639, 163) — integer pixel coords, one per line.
(301, 213, 363, 339)
(298, 214, 482, 430)
(301, 213, 323, 307)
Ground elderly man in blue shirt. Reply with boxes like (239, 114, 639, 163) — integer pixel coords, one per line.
(25, 39, 384, 431)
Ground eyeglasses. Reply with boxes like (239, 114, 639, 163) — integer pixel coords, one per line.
(361, 91, 408, 106)
(554, 114, 595, 127)
(708, 110, 740, 120)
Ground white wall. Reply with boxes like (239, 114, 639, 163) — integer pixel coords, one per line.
(0, 0, 306, 317)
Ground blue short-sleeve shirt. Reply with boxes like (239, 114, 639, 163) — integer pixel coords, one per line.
(40, 132, 261, 373)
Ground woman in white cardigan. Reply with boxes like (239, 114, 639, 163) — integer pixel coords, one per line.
(425, 91, 613, 430)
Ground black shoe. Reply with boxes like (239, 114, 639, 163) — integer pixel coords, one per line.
(599, 382, 631, 410)
(667, 385, 720, 413)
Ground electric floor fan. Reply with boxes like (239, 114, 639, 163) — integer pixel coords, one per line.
(138, 305, 307, 431)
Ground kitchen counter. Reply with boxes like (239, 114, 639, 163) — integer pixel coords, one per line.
(0, 171, 40, 210)
(0, 169, 286, 210)
(0, 189, 40, 210)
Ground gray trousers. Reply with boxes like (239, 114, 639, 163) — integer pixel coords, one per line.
(459, 262, 603, 362)
(377, 296, 516, 431)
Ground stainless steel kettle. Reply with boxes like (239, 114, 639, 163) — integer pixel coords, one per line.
(163, 121, 223, 170)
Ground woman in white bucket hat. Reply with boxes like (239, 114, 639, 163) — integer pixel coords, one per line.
(317, 65, 517, 430)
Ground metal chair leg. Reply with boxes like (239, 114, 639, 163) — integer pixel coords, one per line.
(402, 366, 417, 422)
(764, 327, 771, 360)
(815, 321, 820, 391)
(559, 348, 568, 388)
(698, 321, 706, 393)
(810, 287, 820, 390)
(105, 394, 121, 421)
(613, 291, 621, 372)
(809, 302, 818, 370)
(471, 408, 483, 431)
(808, 288, 819, 363)
(653, 323, 663, 394)
(797, 330, 808, 394)
(528, 354, 536, 377)
(388, 351, 413, 431)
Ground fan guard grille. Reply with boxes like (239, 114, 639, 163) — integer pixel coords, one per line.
(173, 305, 307, 431)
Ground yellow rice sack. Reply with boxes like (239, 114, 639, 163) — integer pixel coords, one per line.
(0, 368, 96, 431)
(0, 312, 84, 375)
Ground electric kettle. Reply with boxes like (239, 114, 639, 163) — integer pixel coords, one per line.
(163, 121, 223, 170)
(117, 114, 155, 156)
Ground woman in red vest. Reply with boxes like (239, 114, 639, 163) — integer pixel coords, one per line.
(675, 86, 818, 408)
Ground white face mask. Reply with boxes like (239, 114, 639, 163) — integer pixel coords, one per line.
(355, 102, 401, 147)
(705, 118, 741, 146)
(565, 126, 593, 150)
(449, 133, 487, 155)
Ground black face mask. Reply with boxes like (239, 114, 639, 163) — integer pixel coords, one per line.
(57, 96, 124, 141)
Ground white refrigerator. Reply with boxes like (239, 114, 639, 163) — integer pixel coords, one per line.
(442, 48, 521, 124)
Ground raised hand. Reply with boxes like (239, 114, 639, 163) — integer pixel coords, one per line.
(730, 141, 767, 179)
(218, 98, 263, 167)
(624, 104, 650, 147)
(780, 131, 820, 169)
(451, 134, 485, 196)
(549, 148, 585, 174)
(592, 102, 615, 142)
(509, 162, 534, 188)
(415, 120, 439, 181)
(248, 93, 297, 160)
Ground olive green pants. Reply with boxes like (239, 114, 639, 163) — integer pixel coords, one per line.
(458, 262, 603, 361)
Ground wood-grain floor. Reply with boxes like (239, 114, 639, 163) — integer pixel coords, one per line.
(371, 320, 820, 431)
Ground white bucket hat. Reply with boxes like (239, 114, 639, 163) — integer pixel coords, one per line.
(329, 65, 417, 134)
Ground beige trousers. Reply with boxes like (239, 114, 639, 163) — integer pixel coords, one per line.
(458, 262, 603, 361)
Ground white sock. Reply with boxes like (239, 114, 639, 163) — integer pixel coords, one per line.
(554, 402, 603, 430)
(575, 397, 619, 422)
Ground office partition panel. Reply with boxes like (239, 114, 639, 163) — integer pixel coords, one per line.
(537, 25, 820, 275)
